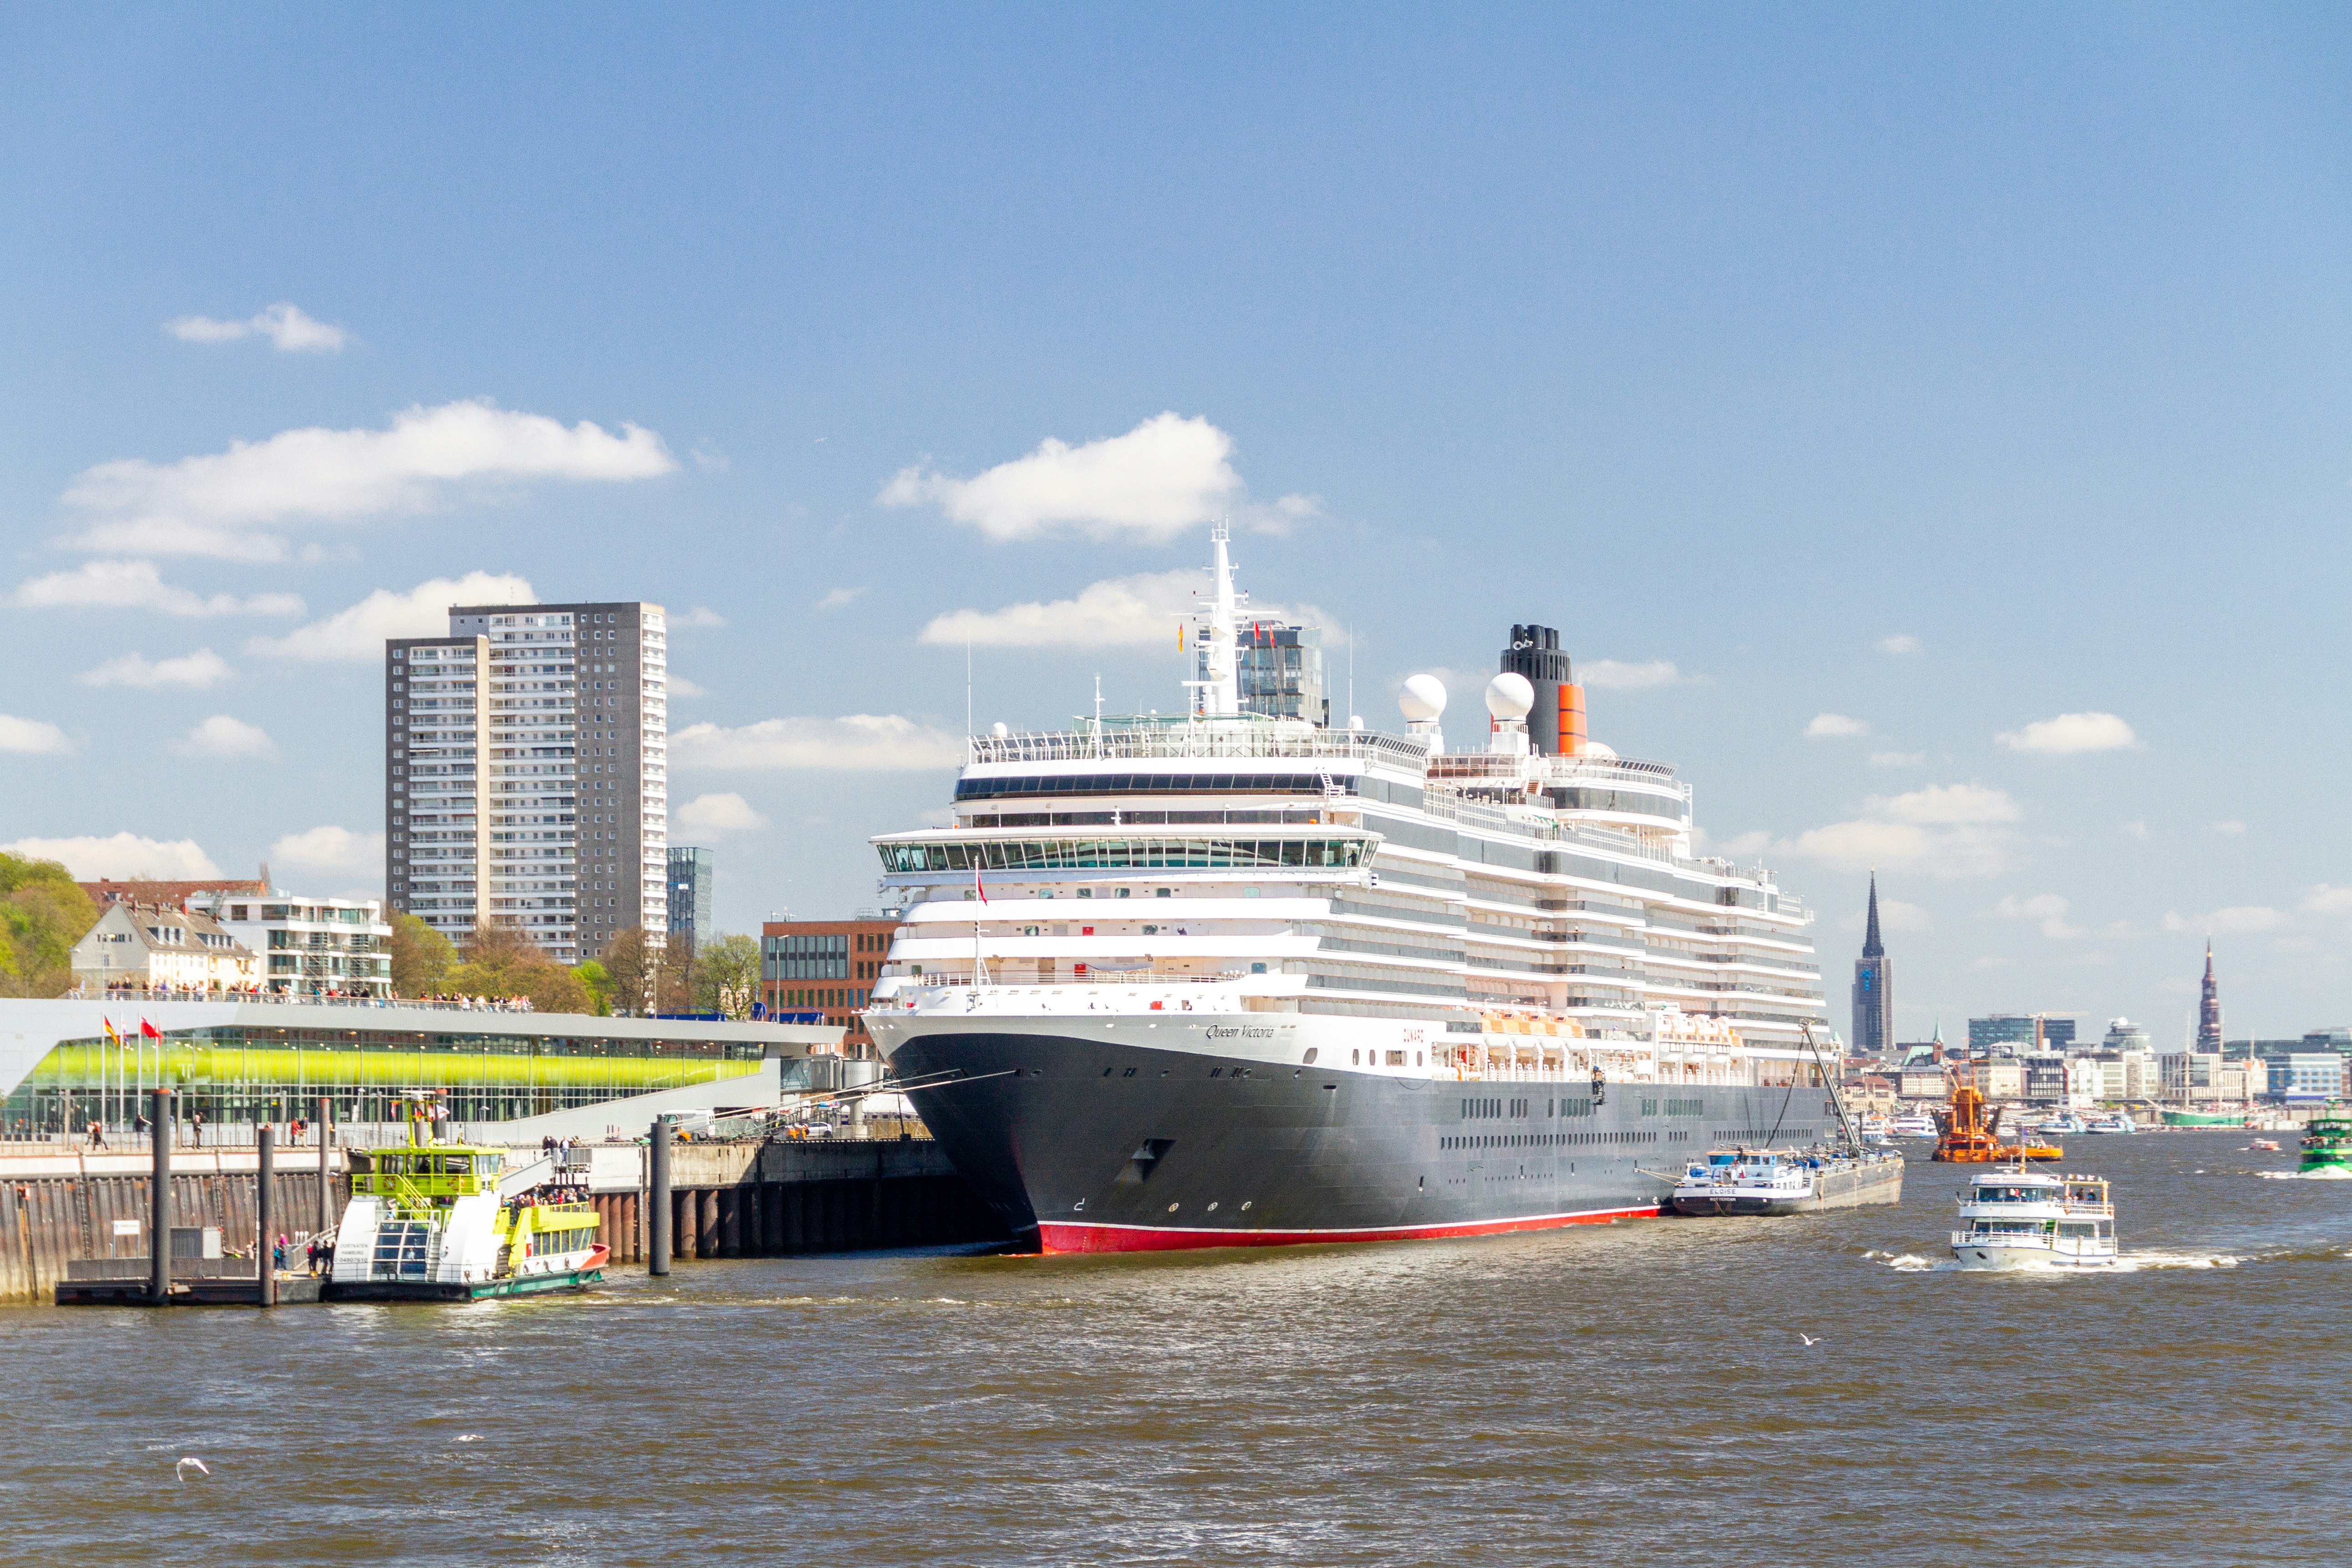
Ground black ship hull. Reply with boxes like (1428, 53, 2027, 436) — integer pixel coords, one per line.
(889, 1025, 1836, 1253)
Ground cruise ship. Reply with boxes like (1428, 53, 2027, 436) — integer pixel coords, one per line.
(867, 530, 1835, 1252)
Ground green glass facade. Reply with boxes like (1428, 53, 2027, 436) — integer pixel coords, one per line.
(5, 1023, 762, 1136)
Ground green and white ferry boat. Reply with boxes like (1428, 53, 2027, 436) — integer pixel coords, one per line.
(328, 1098, 607, 1301)
(2298, 1104, 2352, 1177)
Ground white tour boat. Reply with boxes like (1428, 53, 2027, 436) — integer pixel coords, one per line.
(1949, 1167, 2117, 1271)
(1888, 1112, 1937, 1138)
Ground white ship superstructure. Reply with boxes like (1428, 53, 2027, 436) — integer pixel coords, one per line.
(867, 534, 1831, 1252)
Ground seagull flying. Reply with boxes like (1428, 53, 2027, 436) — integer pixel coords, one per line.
(1798, 1334, 1822, 1347)
(175, 1456, 209, 1482)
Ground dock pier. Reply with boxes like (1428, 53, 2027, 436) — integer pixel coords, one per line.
(11, 1131, 1004, 1304)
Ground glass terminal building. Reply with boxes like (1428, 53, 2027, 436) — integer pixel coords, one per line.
(0, 999, 834, 1137)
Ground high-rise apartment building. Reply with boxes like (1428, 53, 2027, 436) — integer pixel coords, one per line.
(1850, 873, 1894, 1058)
(385, 599, 669, 964)
(667, 846, 714, 957)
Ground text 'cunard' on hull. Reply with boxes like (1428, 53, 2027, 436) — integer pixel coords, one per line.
(864, 528, 1834, 1253)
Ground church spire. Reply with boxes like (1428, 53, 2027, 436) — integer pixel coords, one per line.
(1862, 871, 1885, 959)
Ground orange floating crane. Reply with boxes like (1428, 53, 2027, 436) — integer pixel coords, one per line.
(1932, 1084, 2062, 1163)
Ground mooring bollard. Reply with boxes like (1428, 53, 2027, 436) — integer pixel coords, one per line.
(149, 1088, 173, 1306)
(256, 1125, 277, 1308)
(649, 1118, 672, 1276)
(315, 1094, 334, 1243)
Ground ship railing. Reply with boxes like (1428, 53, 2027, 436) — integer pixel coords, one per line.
(968, 725, 1433, 770)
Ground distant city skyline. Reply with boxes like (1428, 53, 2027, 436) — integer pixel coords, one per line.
(5, 11, 2352, 1034)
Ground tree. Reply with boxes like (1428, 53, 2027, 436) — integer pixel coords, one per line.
(0, 852, 99, 998)
(445, 923, 591, 1014)
(388, 913, 457, 998)
(598, 927, 659, 1016)
(693, 933, 762, 1020)
(654, 938, 698, 1015)
(573, 959, 613, 1016)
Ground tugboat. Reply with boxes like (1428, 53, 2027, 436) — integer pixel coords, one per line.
(2296, 1104, 2352, 1176)
(327, 1093, 608, 1301)
(1950, 1162, 2118, 1270)
(1933, 1086, 2062, 1162)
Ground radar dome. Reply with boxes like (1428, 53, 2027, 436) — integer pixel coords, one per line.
(1485, 672, 1535, 720)
(1583, 740, 1618, 759)
(991, 721, 1009, 738)
(1398, 674, 1448, 722)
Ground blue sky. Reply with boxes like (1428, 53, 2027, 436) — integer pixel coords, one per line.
(4, 6, 2348, 1040)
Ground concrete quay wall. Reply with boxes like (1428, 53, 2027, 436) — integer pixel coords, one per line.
(5, 1137, 1005, 1302)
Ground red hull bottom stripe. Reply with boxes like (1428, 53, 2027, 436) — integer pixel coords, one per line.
(1038, 1204, 1666, 1254)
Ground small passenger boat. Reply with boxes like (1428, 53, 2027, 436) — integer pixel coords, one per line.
(2080, 1113, 2138, 1135)
(327, 1096, 607, 1301)
(1949, 1165, 2117, 1271)
(1888, 1112, 1937, 1138)
(2296, 1106, 2352, 1175)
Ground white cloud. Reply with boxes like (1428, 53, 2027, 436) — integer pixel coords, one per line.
(817, 587, 869, 611)
(2210, 819, 2248, 837)
(246, 572, 534, 661)
(1786, 783, 2022, 877)
(667, 674, 707, 698)
(76, 649, 233, 689)
(1880, 783, 2021, 826)
(2, 832, 222, 880)
(166, 302, 349, 352)
(689, 441, 730, 472)
(879, 412, 1314, 543)
(2301, 886, 2352, 918)
(171, 715, 276, 760)
(268, 824, 384, 879)
(1993, 893, 2083, 939)
(1698, 828, 1772, 859)
(0, 715, 75, 755)
(1996, 711, 2139, 755)
(1875, 898, 1933, 933)
(2163, 906, 2290, 935)
(676, 792, 769, 836)
(1579, 660, 1684, 690)
(672, 606, 727, 628)
(59, 399, 675, 559)
(12, 559, 304, 617)
(1869, 751, 1924, 767)
(922, 570, 1194, 648)
(2120, 821, 2151, 840)
(1805, 713, 1870, 739)
(1877, 634, 1921, 655)
(671, 714, 964, 771)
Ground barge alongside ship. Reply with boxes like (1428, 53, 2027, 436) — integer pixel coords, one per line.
(868, 530, 1837, 1253)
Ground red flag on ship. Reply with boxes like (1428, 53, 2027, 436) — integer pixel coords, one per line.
(973, 865, 988, 904)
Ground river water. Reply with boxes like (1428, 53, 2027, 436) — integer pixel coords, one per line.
(5, 1130, 2346, 1566)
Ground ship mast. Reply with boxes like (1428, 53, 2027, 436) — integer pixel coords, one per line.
(1185, 524, 1242, 718)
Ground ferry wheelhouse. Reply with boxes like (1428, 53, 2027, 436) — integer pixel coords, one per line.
(867, 530, 1833, 1253)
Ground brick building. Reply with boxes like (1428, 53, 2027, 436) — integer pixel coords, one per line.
(761, 916, 899, 1058)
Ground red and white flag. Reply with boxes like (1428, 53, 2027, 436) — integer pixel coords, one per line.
(973, 865, 988, 904)
(140, 1018, 162, 1040)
